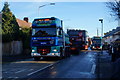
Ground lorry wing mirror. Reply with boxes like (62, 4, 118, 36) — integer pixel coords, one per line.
(59, 31, 61, 35)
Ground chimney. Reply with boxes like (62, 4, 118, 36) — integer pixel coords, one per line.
(23, 17, 28, 23)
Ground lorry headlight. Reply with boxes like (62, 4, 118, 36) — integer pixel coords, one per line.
(53, 49, 57, 52)
(34, 53, 37, 55)
(32, 50, 35, 52)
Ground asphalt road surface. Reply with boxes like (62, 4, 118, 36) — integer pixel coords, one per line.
(2, 50, 105, 79)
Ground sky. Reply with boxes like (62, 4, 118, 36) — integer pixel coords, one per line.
(0, 1, 118, 37)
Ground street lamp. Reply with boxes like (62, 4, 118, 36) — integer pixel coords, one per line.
(38, 3, 55, 16)
(99, 18, 103, 37)
(118, 1, 120, 26)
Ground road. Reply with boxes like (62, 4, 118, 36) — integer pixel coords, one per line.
(27, 50, 97, 79)
(2, 50, 112, 79)
(2, 58, 58, 78)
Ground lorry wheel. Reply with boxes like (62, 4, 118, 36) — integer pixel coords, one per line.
(65, 47, 70, 57)
(33, 57, 40, 61)
(60, 47, 64, 59)
(68, 48, 71, 57)
(65, 47, 67, 58)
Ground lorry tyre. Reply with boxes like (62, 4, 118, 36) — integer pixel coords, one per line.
(67, 47, 71, 57)
(65, 47, 67, 57)
(60, 47, 64, 59)
(34, 57, 40, 61)
(66, 47, 70, 57)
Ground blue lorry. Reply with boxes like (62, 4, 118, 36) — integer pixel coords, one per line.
(31, 17, 70, 60)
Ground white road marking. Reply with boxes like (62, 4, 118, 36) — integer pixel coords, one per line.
(30, 69, 34, 71)
(50, 66, 54, 69)
(0, 77, 2, 79)
(27, 61, 59, 76)
(27, 64, 53, 76)
(14, 77, 19, 79)
(8, 77, 12, 78)
(15, 69, 26, 73)
(8, 77, 18, 78)
(91, 64, 96, 74)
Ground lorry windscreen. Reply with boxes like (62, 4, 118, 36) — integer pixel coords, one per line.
(93, 39, 101, 44)
(32, 28, 56, 37)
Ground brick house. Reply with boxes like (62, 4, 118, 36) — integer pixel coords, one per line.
(16, 17, 32, 28)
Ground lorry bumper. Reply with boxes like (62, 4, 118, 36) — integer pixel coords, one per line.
(31, 53, 61, 57)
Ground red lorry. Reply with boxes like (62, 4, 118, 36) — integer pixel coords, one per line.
(67, 29, 89, 54)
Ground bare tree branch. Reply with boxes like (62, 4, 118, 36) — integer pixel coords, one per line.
(106, 0, 120, 20)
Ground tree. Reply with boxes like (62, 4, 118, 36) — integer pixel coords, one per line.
(1, 2, 20, 42)
(106, 0, 120, 20)
(21, 28, 31, 49)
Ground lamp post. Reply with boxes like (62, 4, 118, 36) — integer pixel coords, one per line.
(118, 1, 120, 26)
(38, 3, 55, 17)
(99, 18, 103, 37)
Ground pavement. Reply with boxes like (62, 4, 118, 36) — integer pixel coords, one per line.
(96, 51, 112, 79)
(97, 50, 120, 79)
(111, 58, 120, 79)
(2, 54, 32, 64)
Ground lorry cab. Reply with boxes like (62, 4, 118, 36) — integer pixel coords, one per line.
(31, 17, 70, 60)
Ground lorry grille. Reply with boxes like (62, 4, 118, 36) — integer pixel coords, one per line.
(37, 47, 51, 55)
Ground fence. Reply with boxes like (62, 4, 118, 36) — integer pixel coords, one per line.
(2, 41, 23, 56)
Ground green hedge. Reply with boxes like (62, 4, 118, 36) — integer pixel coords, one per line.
(21, 28, 31, 49)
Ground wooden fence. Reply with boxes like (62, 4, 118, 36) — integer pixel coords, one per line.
(2, 41, 23, 56)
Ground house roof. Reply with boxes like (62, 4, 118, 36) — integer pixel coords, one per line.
(0, 14, 31, 28)
(104, 27, 120, 38)
(16, 18, 32, 28)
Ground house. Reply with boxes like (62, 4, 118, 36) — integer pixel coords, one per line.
(103, 27, 120, 44)
(16, 17, 32, 28)
(0, 14, 31, 28)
